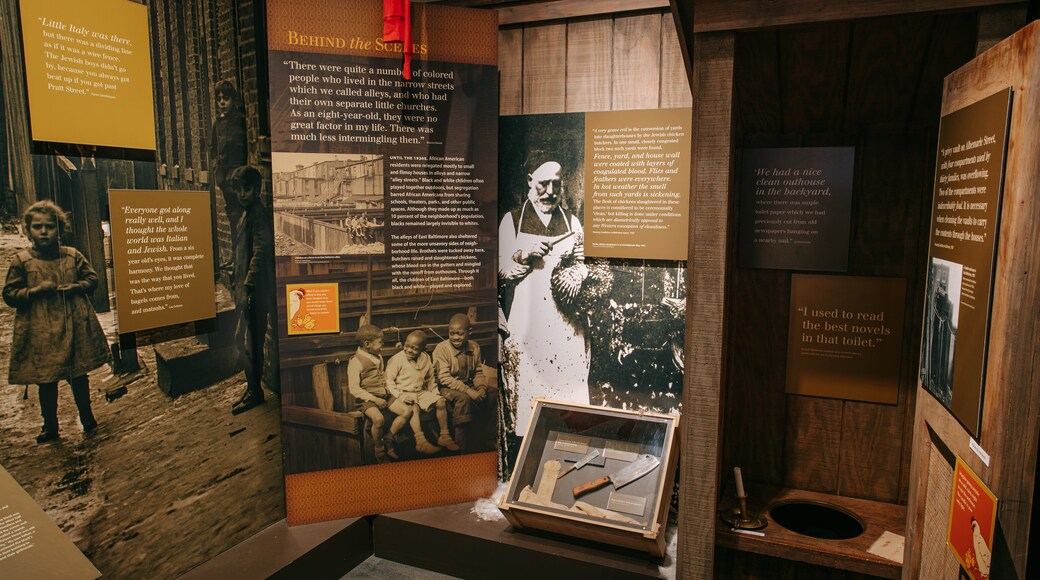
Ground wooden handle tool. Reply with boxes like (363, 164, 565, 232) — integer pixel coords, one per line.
(571, 453, 660, 498)
(572, 476, 612, 498)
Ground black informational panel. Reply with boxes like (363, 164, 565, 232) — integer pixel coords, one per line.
(738, 146, 855, 272)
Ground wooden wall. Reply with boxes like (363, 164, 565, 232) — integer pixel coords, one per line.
(498, 11, 690, 116)
(663, 2, 1040, 578)
(722, 12, 979, 506)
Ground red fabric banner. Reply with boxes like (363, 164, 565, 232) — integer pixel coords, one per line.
(383, 0, 412, 78)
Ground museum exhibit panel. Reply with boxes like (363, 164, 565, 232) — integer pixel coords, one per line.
(2, 0, 1040, 579)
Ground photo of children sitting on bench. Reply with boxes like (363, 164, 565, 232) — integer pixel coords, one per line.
(280, 308, 499, 473)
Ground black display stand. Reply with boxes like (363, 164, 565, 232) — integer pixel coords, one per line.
(183, 502, 675, 579)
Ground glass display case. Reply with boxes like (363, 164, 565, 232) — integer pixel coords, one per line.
(499, 399, 680, 556)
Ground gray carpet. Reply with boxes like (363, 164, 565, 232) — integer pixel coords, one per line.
(343, 556, 460, 579)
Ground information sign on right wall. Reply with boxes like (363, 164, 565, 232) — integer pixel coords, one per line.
(921, 87, 1011, 438)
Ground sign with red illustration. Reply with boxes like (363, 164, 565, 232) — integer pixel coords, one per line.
(947, 457, 998, 580)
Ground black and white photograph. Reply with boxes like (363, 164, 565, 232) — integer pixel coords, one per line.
(277, 254, 500, 473)
(0, 1, 286, 577)
(921, 256, 962, 407)
(498, 114, 687, 460)
(272, 152, 386, 256)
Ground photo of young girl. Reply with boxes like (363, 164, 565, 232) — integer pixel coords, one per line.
(3, 201, 111, 443)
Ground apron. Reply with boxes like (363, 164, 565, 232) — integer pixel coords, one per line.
(507, 204, 590, 435)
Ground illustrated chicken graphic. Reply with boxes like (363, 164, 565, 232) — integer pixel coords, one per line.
(288, 288, 305, 321)
(970, 516, 991, 579)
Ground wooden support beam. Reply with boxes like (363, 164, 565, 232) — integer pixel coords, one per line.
(669, 0, 694, 92)
(679, 30, 734, 580)
(692, 0, 1021, 33)
(495, 0, 670, 26)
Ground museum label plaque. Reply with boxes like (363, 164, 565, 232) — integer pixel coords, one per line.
(0, 466, 100, 579)
(786, 274, 906, 405)
(109, 190, 215, 333)
(583, 108, 692, 260)
(18, 0, 157, 150)
(286, 283, 340, 335)
(738, 147, 854, 271)
(268, 0, 500, 524)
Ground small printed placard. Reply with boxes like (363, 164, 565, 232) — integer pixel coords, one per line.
(968, 437, 991, 467)
(553, 433, 591, 454)
(603, 440, 641, 462)
(786, 274, 906, 404)
(947, 457, 998, 580)
(286, 283, 340, 335)
(737, 146, 855, 271)
(0, 466, 101, 578)
(607, 492, 647, 517)
(867, 531, 905, 564)
(563, 449, 605, 467)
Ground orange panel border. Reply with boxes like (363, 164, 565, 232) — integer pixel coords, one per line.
(285, 452, 498, 524)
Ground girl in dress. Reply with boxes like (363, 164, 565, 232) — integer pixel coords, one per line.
(3, 201, 110, 443)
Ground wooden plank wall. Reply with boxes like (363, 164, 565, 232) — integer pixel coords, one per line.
(721, 12, 981, 508)
(498, 11, 691, 116)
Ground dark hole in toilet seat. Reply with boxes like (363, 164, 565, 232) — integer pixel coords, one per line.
(770, 501, 864, 540)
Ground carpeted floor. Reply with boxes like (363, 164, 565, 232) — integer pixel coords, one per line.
(342, 556, 460, 579)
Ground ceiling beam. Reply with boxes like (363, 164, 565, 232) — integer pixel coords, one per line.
(692, 0, 1023, 32)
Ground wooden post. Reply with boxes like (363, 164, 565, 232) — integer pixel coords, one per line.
(679, 30, 734, 580)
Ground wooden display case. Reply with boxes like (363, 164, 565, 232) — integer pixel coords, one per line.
(499, 400, 680, 557)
